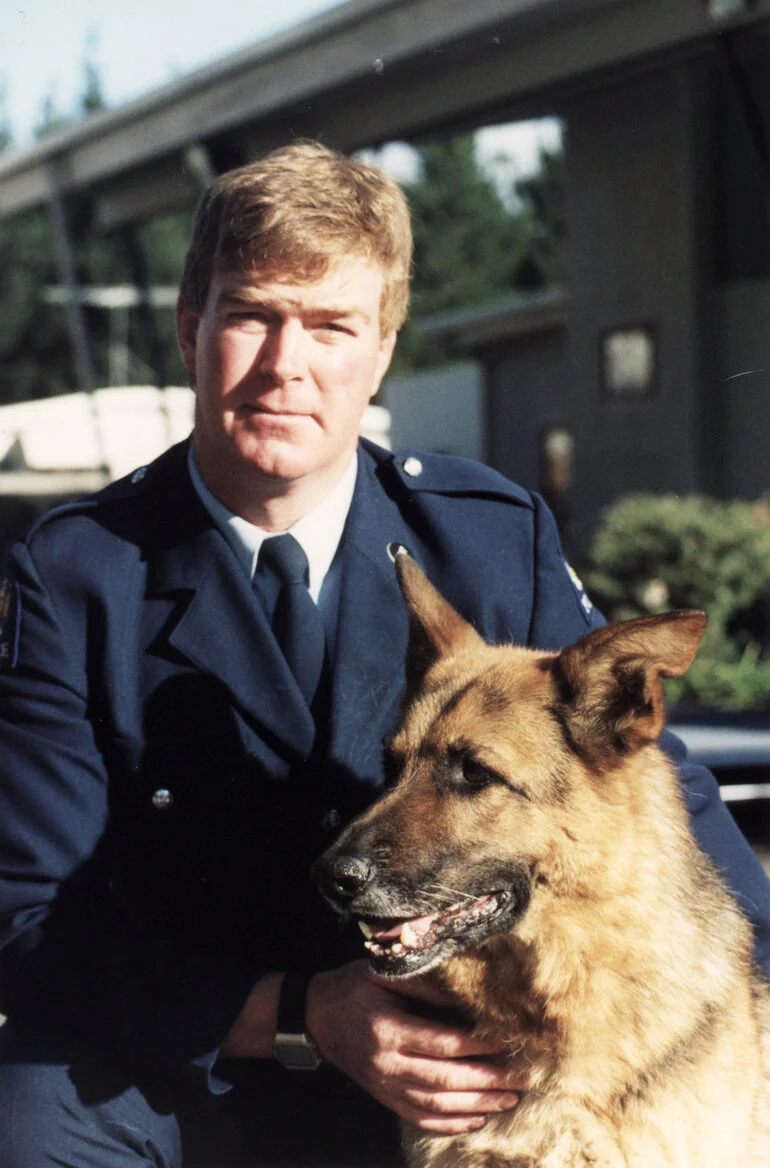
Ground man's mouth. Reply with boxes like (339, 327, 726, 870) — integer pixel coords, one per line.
(241, 404, 310, 418)
(356, 889, 517, 977)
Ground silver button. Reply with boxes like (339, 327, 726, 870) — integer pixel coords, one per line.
(131, 466, 148, 484)
(321, 808, 342, 832)
(402, 457, 423, 478)
(151, 788, 174, 810)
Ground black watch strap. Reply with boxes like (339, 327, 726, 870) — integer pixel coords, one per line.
(274, 971, 322, 1070)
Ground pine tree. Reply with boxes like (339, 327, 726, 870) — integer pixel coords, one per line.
(0, 84, 12, 155)
(80, 30, 105, 117)
(406, 135, 534, 318)
(391, 133, 563, 372)
(514, 146, 566, 289)
(0, 42, 191, 401)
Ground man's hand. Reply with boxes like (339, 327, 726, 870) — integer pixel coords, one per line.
(306, 960, 524, 1134)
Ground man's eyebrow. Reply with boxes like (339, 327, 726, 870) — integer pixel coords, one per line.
(304, 305, 372, 324)
(216, 290, 279, 309)
(217, 289, 371, 323)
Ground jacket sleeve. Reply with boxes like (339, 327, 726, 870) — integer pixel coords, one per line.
(0, 537, 258, 1090)
(526, 491, 770, 974)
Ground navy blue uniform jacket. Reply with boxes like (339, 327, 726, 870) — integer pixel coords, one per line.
(1, 437, 769, 1085)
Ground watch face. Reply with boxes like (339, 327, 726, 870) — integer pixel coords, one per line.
(274, 1033, 321, 1070)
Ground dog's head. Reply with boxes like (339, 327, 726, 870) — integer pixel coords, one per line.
(315, 555, 706, 979)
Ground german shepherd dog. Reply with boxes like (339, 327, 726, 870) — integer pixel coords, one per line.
(317, 555, 770, 1167)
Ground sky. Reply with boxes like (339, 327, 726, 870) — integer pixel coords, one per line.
(0, 0, 560, 180)
(0, 0, 343, 147)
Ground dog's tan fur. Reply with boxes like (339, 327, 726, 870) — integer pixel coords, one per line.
(322, 557, 770, 1167)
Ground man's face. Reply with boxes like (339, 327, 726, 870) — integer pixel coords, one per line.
(177, 256, 397, 514)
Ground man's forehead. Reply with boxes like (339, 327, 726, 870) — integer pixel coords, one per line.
(213, 255, 384, 302)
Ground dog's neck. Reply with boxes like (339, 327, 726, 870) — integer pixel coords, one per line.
(435, 775, 754, 1105)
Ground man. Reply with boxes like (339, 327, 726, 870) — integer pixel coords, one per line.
(0, 141, 768, 1167)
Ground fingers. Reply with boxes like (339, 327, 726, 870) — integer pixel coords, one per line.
(306, 961, 524, 1135)
(397, 1016, 506, 1061)
(403, 1087, 521, 1117)
(400, 1111, 489, 1134)
(392, 1083, 520, 1132)
(399, 1054, 522, 1095)
(384, 1055, 520, 1129)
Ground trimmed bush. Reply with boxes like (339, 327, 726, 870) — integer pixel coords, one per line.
(581, 495, 770, 710)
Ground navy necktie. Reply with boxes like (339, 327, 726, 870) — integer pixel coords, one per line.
(257, 534, 326, 706)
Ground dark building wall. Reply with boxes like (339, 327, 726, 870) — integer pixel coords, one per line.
(718, 280, 770, 500)
(564, 64, 712, 540)
(485, 327, 569, 493)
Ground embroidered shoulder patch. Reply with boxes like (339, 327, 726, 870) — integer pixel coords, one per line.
(0, 573, 20, 671)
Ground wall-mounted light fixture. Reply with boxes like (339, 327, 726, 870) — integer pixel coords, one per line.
(705, 0, 753, 23)
(600, 325, 657, 399)
(540, 425, 573, 527)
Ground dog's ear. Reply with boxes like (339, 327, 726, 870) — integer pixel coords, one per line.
(552, 611, 707, 764)
(395, 552, 484, 697)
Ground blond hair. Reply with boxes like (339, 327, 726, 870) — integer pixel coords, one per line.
(179, 141, 412, 334)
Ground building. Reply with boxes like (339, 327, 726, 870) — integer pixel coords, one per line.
(0, 0, 768, 541)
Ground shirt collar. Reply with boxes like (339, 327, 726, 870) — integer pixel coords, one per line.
(187, 445, 357, 602)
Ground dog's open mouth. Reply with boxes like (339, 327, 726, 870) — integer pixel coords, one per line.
(356, 889, 513, 977)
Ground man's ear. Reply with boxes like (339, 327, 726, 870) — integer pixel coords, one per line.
(370, 330, 397, 399)
(176, 295, 199, 376)
(395, 552, 484, 700)
(552, 611, 707, 767)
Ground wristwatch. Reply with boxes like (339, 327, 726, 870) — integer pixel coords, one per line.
(273, 971, 323, 1070)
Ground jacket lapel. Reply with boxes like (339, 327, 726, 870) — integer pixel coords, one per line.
(327, 449, 413, 771)
(149, 465, 316, 759)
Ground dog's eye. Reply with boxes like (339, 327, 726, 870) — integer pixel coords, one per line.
(452, 753, 530, 800)
(438, 747, 514, 796)
(461, 758, 499, 789)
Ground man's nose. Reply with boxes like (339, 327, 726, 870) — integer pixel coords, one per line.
(258, 320, 306, 382)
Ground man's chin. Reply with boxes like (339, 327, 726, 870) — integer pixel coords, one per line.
(235, 441, 322, 486)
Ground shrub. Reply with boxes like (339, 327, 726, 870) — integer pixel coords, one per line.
(581, 495, 770, 710)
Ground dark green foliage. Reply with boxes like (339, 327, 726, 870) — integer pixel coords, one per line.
(0, 51, 191, 400)
(0, 209, 75, 401)
(132, 212, 192, 386)
(582, 494, 770, 709)
(406, 135, 535, 315)
(514, 146, 565, 289)
(391, 134, 565, 374)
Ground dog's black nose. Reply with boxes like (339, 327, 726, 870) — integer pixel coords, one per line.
(317, 854, 374, 906)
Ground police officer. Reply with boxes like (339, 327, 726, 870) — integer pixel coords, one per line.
(1, 142, 768, 1167)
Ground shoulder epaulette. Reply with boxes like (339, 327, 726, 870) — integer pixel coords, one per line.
(387, 448, 533, 509)
(21, 441, 183, 544)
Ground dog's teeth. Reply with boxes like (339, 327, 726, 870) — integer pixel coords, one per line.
(391, 942, 405, 955)
(400, 922, 419, 948)
(359, 921, 373, 939)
